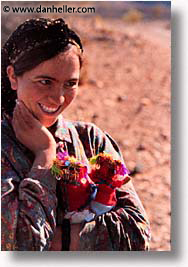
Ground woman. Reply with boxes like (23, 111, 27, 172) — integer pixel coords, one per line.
(1, 18, 151, 251)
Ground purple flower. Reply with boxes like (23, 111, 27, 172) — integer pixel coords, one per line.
(57, 151, 68, 161)
(118, 163, 130, 176)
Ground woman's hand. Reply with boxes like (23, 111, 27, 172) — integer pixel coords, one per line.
(12, 100, 56, 167)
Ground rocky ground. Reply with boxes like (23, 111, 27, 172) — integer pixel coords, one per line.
(2, 3, 171, 251)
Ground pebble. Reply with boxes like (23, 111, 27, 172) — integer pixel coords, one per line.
(116, 95, 128, 102)
(89, 79, 104, 89)
(140, 97, 152, 106)
(136, 144, 146, 151)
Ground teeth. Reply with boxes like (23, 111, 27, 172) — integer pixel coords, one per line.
(39, 103, 59, 113)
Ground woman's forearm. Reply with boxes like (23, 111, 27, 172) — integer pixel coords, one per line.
(31, 148, 56, 170)
(1, 155, 57, 251)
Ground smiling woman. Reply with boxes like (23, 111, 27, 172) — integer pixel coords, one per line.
(6, 47, 80, 127)
(1, 18, 151, 251)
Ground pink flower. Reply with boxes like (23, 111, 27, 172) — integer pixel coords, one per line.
(57, 151, 68, 161)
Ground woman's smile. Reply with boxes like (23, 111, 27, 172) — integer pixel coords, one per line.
(38, 103, 61, 115)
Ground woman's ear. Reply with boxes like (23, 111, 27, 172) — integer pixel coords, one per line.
(6, 65, 18, 90)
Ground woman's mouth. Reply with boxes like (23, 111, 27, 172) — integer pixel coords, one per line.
(38, 103, 61, 115)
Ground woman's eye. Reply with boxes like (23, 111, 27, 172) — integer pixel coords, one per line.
(65, 81, 78, 88)
(40, 80, 51, 86)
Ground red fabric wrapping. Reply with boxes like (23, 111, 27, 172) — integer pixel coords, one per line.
(94, 184, 117, 206)
(66, 179, 91, 211)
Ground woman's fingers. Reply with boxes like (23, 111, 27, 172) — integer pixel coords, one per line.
(12, 103, 30, 137)
(12, 106, 19, 131)
(15, 100, 38, 129)
(12, 99, 56, 154)
(13, 102, 29, 130)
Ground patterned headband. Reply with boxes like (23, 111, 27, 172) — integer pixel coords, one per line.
(3, 18, 83, 65)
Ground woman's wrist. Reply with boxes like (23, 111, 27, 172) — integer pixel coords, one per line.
(27, 149, 57, 190)
(33, 148, 56, 170)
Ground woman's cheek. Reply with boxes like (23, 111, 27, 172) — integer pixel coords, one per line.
(62, 91, 76, 109)
(67, 89, 78, 100)
(65, 95, 76, 106)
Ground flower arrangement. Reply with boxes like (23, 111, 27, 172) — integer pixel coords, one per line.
(50, 151, 130, 212)
(51, 151, 96, 212)
(89, 153, 130, 206)
(51, 151, 88, 185)
(89, 152, 130, 188)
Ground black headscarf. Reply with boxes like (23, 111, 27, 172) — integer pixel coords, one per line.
(1, 18, 83, 117)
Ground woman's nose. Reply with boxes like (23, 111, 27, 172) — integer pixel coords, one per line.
(48, 88, 65, 105)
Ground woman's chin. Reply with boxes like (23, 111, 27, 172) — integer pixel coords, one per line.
(41, 117, 59, 128)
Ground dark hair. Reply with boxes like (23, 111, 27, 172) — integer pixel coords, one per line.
(1, 18, 83, 117)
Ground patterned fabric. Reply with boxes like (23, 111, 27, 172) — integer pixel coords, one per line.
(1, 114, 151, 251)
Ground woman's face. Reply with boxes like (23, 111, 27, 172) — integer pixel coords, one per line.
(8, 46, 80, 128)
